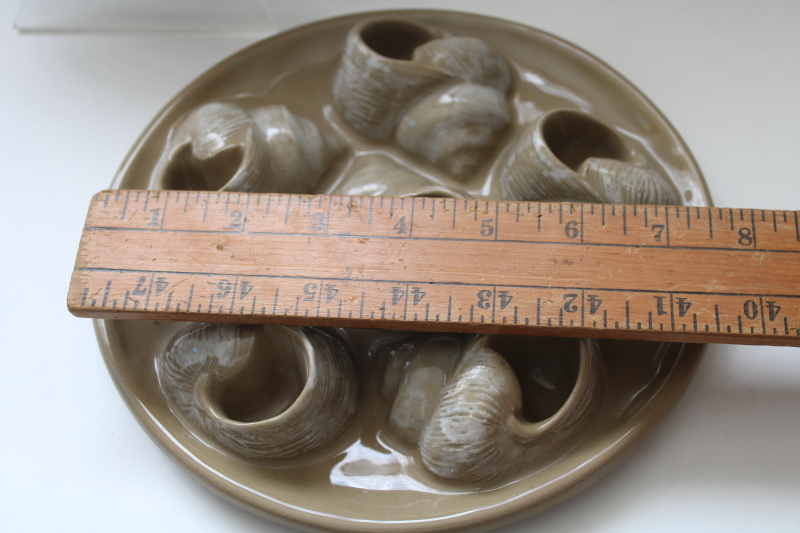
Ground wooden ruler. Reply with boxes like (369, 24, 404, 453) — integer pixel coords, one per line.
(68, 190, 800, 347)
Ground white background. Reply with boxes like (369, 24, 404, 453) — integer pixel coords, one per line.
(1, 0, 799, 531)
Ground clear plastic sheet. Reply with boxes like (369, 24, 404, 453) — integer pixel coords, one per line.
(14, 0, 276, 33)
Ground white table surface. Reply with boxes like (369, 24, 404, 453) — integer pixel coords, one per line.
(2, 1, 799, 531)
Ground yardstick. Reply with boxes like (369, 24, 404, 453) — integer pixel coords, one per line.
(68, 190, 800, 347)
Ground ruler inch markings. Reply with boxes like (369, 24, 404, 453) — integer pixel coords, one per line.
(537, 203, 542, 232)
(708, 208, 714, 239)
(240, 194, 251, 233)
(325, 195, 333, 235)
(143, 273, 155, 311)
(623, 205, 627, 235)
(795, 211, 799, 242)
(77, 223, 800, 253)
(228, 276, 239, 315)
(159, 191, 169, 229)
(665, 206, 671, 246)
(101, 281, 111, 307)
(68, 191, 800, 347)
(409, 197, 415, 238)
(73, 266, 800, 302)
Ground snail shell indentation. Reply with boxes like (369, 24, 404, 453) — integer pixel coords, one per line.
(578, 157, 679, 205)
(412, 36, 512, 94)
(158, 324, 357, 460)
(333, 19, 512, 178)
(332, 19, 453, 140)
(155, 102, 344, 193)
(382, 335, 602, 485)
(396, 83, 510, 177)
(333, 154, 471, 199)
(499, 108, 678, 204)
(419, 337, 601, 484)
(385, 337, 460, 444)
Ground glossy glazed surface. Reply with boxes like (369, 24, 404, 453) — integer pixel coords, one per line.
(97, 10, 709, 533)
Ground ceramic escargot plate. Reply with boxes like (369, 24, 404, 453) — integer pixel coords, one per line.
(97, 10, 710, 533)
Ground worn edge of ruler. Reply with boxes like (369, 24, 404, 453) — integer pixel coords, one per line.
(67, 304, 799, 347)
(68, 190, 800, 347)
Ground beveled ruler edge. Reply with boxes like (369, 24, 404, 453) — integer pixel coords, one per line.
(68, 190, 800, 347)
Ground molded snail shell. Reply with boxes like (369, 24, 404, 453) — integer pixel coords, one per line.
(332, 19, 512, 178)
(333, 154, 471, 198)
(396, 83, 511, 178)
(154, 102, 344, 193)
(498, 109, 677, 204)
(412, 36, 512, 94)
(578, 157, 679, 205)
(382, 337, 461, 444)
(332, 19, 453, 140)
(383, 335, 601, 485)
(158, 324, 357, 461)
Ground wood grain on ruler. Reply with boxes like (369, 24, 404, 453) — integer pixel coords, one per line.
(68, 190, 800, 346)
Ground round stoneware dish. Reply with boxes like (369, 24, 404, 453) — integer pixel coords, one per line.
(97, 10, 710, 533)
